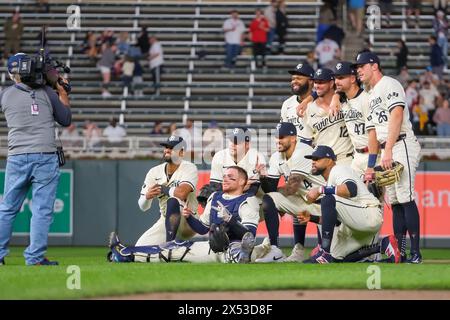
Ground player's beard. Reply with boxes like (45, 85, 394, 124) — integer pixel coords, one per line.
(163, 154, 173, 163)
(312, 167, 325, 176)
(291, 82, 309, 96)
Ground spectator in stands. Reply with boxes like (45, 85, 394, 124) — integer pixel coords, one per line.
(98, 42, 117, 98)
(407, 0, 421, 29)
(150, 121, 165, 135)
(82, 31, 99, 60)
(429, 35, 445, 80)
(420, 66, 440, 87)
(264, 0, 278, 53)
(397, 66, 411, 88)
(433, 0, 448, 14)
(348, 0, 365, 37)
(222, 10, 246, 69)
(420, 80, 442, 133)
(275, 0, 289, 54)
(132, 57, 144, 97)
(395, 40, 409, 74)
(315, 35, 340, 69)
(306, 50, 318, 70)
(117, 31, 130, 56)
(249, 9, 269, 69)
(149, 36, 165, 96)
(433, 99, 450, 136)
(137, 26, 150, 57)
(100, 29, 115, 45)
(203, 120, 223, 158)
(103, 118, 127, 147)
(438, 78, 450, 100)
(61, 123, 81, 147)
(83, 120, 102, 151)
(433, 10, 448, 71)
(121, 54, 135, 92)
(323, 23, 345, 48)
(176, 119, 195, 149)
(317, 1, 335, 42)
(3, 11, 23, 59)
(406, 80, 420, 119)
(168, 122, 178, 135)
(37, 0, 50, 13)
(379, 0, 393, 27)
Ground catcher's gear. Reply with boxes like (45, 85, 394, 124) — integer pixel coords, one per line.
(209, 223, 230, 253)
(367, 181, 383, 199)
(214, 201, 232, 223)
(197, 183, 214, 208)
(374, 161, 404, 187)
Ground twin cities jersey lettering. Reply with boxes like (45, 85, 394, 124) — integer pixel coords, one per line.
(341, 89, 371, 150)
(305, 101, 353, 157)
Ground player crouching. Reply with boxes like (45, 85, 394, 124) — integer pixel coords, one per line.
(299, 145, 401, 264)
(108, 166, 264, 263)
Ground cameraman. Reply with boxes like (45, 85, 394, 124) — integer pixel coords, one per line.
(0, 53, 71, 266)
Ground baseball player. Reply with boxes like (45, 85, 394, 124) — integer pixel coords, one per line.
(300, 145, 400, 263)
(281, 62, 315, 145)
(208, 127, 266, 197)
(108, 166, 262, 264)
(305, 68, 354, 165)
(256, 122, 326, 262)
(133, 135, 198, 262)
(355, 52, 422, 263)
(333, 61, 374, 178)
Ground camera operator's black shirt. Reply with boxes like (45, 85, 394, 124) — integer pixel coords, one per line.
(0, 83, 71, 155)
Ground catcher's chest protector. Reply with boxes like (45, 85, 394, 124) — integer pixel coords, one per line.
(210, 192, 251, 225)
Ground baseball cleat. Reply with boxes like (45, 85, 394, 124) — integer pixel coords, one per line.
(0, 258, 5, 265)
(309, 244, 321, 257)
(284, 243, 305, 262)
(33, 258, 59, 266)
(406, 252, 423, 264)
(254, 245, 285, 263)
(304, 248, 334, 264)
(108, 231, 133, 263)
(251, 237, 272, 260)
(380, 234, 401, 264)
(238, 232, 256, 263)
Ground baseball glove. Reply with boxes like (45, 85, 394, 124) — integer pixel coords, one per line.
(197, 183, 214, 208)
(209, 223, 230, 253)
(374, 161, 404, 187)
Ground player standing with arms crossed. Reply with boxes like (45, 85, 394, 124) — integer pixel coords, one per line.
(355, 52, 422, 263)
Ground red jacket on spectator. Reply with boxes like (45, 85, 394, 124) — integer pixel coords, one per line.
(249, 17, 269, 43)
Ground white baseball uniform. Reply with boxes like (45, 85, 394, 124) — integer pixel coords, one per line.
(280, 95, 314, 144)
(266, 142, 326, 216)
(366, 76, 421, 204)
(326, 165, 383, 259)
(135, 160, 199, 260)
(136, 193, 261, 263)
(305, 101, 354, 165)
(340, 89, 373, 177)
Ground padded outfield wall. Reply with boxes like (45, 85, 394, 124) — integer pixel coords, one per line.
(2, 159, 449, 248)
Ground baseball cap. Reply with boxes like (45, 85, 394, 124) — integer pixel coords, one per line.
(160, 135, 186, 149)
(312, 68, 335, 81)
(7, 52, 28, 74)
(288, 62, 314, 78)
(304, 145, 337, 161)
(333, 61, 356, 76)
(276, 122, 297, 137)
(353, 51, 380, 67)
(228, 127, 251, 144)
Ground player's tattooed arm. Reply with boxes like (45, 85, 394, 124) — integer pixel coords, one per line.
(282, 173, 303, 196)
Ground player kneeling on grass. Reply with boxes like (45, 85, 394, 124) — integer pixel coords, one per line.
(299, 145, 401, 264)
(108, 166, 266, 263)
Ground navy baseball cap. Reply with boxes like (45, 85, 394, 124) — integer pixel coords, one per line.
(353, 51, 380, 67)
(228, 127, 251, 144)
(160, 135, 186, 149)
(276, 122, 297, 137)
(312, 68, 335, 81)
(288, 62, 314, 78)
(333, 61, 356, 76)
(304, 145, 337, 161)
(7, 53, 28, 74)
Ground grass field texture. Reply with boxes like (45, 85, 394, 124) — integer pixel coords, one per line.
(1, 247, 450, 299)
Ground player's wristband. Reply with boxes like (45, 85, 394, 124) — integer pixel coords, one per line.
(320, 186, 336, 195)
(310, 215, 320, 224)
(368, 154, 377, 168)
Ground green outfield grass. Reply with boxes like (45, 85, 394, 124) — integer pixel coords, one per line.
(1, 247, 450, 299)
